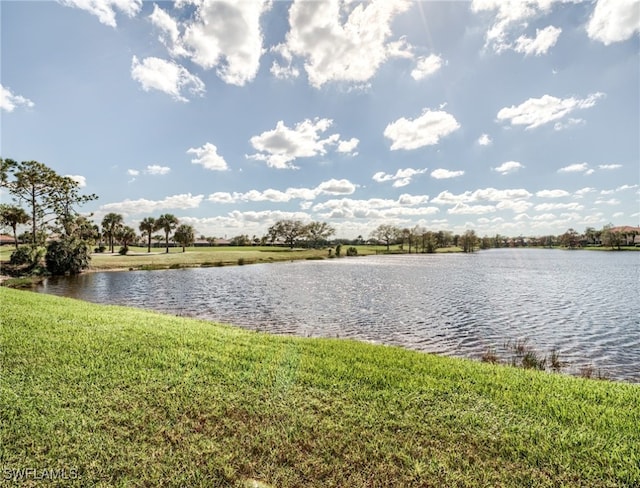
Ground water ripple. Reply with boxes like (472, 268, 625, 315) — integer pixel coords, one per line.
(39, 249, 640, 382)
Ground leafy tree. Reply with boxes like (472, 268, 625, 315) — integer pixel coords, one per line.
(601, 224, 622, 250)
(460, 229, 478, 253)
(2, 160, 96, 247)
(268, 219, 305, 248)
(102, 213, 123, 253)
(174, 224, 195, 252)
(304, 221, 335, 248)
(45, 237, 91, 275)
(230, 234, 250, 246)
(560, 228, 580, 249)
(0, 204, 29, 249)
(369, 224, 401, 251)
(139, 217, 158, 253)
(157, 214, 179, 253)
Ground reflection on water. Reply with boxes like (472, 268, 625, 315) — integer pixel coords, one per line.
(39, 249, 640, 382)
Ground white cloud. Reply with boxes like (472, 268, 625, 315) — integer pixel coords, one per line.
(553, 117, 585, 131)
(100, 193, 204, 216)
(493, 161, 524, 175)
(558, 162, 590, 173)
(384, 109, 460, 150)
(448, 203, 496, 215)
(514, 25, 562, 56)
(432, 188, 532, 207)
(60, 0, 141, 27)
(587, 0, 640, 45)
(477, 133, 492, 146)
(431, 169, 465, 179)
(574, 187, 596, 197)
(536, 189, 570, 198)
(372, 168, 428, 187)
(316, 178, 358, 195)
(534, 202, 584, 211)
(0, 84, 34, 112)
(248, 118, 350, 169)
(497, 92, 604, 129)
(336, 137, 360, 154)
(145, 164, 171, 175)
(411, 54, 444, 80)
(188, 143, 229, 171)
(594, 198, 621, 205)
(208, 178, 357, 204)
(65, 175, 87, 188)
(131, 56, 205, 102)
(150, 1, 270, 86)
(398, 194, 430, 206)
(599, 163, 623, 170)
(127, 169, 140, 176)
(282, 0, 412, 87)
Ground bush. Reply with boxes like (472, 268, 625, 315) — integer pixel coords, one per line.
(9, 247, 37, 266)
(118, 246, 129, 255)
(45, 238, 91, 275)
(94, 246, 106, 253)
(346, 247, 358, 256)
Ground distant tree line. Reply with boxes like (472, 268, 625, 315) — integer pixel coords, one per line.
(2, 158, 637, 275)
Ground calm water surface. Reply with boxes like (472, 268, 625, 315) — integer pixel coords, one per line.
(39, 249, 640, 382)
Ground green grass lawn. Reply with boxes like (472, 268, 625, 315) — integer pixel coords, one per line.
(1, 288, 638, 487)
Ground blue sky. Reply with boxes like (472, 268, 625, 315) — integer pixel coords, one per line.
(2, 0, 639, 239)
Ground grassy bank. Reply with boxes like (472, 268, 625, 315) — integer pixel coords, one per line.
(1, 288, 638, 487)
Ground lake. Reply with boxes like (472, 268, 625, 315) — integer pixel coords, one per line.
(38, 248, 640, 382)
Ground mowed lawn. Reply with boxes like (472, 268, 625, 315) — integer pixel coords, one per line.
(1, 288, 638, 487)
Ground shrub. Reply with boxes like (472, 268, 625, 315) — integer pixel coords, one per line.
(118, 246, 128, 255)
(335, 244, 342, 257)
(10, 247, 37, 266)
(45, 238, 91, 275)
(346, 247, 358, 256)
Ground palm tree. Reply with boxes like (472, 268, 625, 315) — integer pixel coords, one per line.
(139, 217, 157, 253)
(117, 226, 137, 254)
(174, 224, 195, 252)
(101, 212, 123, 253)
(0, 204, 29, 249)
(156, 214, 179, 253)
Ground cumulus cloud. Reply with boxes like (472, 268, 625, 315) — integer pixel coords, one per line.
(477, 133, 492, 146)
(384, 109, 460, 150)
(247, 118, 354, 169)
(145, 164, 171, 175)
(65, 175, 87, 188)
(150, 1, 270, 86)
(1, 84, 34, 112)
(587, 0, 640, 45)
(470, 0, 577, 54)
(188, 143, 229, 171)
(558, 162, 592, 173)
(432, 188, 532, 208)
(514, 25, 562, 56)
(208, 178, 357, 204)
(493, 161, 524, 175)
(599, 163, 622, 170)
(131, 56, 205, 102)
(536, 189, 570, 198)
(100, 193, 204, 216)
(336, 137, 360, 154)
(127, 169, 140, 176)
(497, 92, 604, 130)
(372, 168, 428, 187)
(60, 0, 141, 27)
(280, 0, 412, 87)
(411, 54, 444, 80)
(431, 169, 465, 179)
(534, 202, 584, 211)
(312, 196, 438, 220)
(448, 203, 496, 215)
